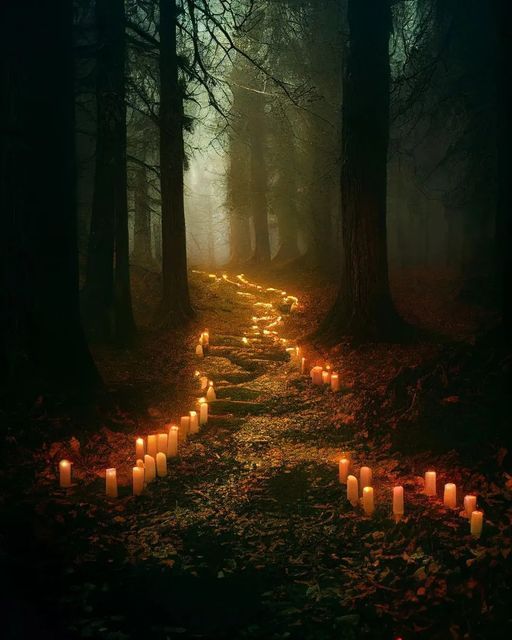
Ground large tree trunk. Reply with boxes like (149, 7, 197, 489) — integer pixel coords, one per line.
(83, 0, 136, 344)
(0, 0, 100, 397)
(132, 162, 153, 266)
(159, 0, 193, 323)
(316, 0, 400, 342)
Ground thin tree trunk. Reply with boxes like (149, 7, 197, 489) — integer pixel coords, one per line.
(0, 0, 100, 396)
(132, 162, 153, 265)
(159, 0, 193, 322)
(316, 0, 400, 342)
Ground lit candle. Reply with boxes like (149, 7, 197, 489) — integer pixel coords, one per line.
(470, 510, 483, 538)
(144, 454, 156, 482)
(393, 486, 404, 516)
(322, 370, 331, 385)
(135, 437, 145, 460)
(167, 425, 179, 457)
(360, 466, 372, 491)
(195, 344, 204, 357)
(362, 486, 374, 516)
(464, 495, 477, 518)
(199, 398, 208, 425)
(59, 459, 72, 488)
(132, 466, 144, 496)
(147, 434, 157, 458)
(180, 415, 190, 441)
(157, 433, 168, 454)
(330, 373, 340, 392)
(206, 382, 216, 401)
(199, 376, 208, 391)
(424, 471, 436, 496)
(347, 475, 359, 506)
(156, 452, 167, 477)
(338, 458, 350, 484)
(310, 366, 323, 385)
(444, 483, 456, 508)
(200, 330, 209, 345)
(189, 410, 199, 434)
(105, 468, 118, 498)
(136, 459, 144, 467)
(301, 357, 307, 374)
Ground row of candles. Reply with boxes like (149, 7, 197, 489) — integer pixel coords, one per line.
(338, 459, 484, 537)
(58, 379, 214, 497)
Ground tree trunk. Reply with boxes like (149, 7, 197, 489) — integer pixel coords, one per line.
(316, 0, 400, 342)
(159, 0, 193, 323)
(83, 0, 136, 344)
(132, 162, 153, 266)
(0, 0, 100, 397)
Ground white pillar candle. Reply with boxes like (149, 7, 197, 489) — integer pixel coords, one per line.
(360, 466, 372, 491)
(199, 375, 208, 391)
(301, 357, 307, 374)
(136, 458, 144, 467)
(199, 398, 208, 425)
(189, 411, 199, 434)
(156, 452, 167, 477)
(59, 459, 72, 488)
(464, 495, 477, 518)
(144, 454, 156, 483)
(147, 434, 157, 458)
(470, 510, 483, 538)
(310, 366, 323, 385)
(330, 373, 340, 392)
(444, 483, 456, 508)
(167, 425, 179, 457)
(195, 344, 204, 357)
(322, 370, 331, 385)
(338, 458, 350, 484)
(393, 486, 404, 516)
(362, 486, 374, 516)
(206, 382, 216, 401)
(424, 471, 436, 496)
(135, 437, 145, 460)
(132, 466, 144, 496)
(157, 433, 168, 454)
(180, 416, 190, 441)
(347, 475, 359, 506)
(105, 468, 118, 498)
(200, 330, 209, 345)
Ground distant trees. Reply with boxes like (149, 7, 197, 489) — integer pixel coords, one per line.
(1, 0, 100, 397)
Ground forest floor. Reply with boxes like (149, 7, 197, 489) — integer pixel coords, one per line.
(1, 266, 511, 640)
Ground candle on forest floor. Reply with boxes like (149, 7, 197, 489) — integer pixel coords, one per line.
(189, 411, 199, 434)
(133, 466, 144, 496)
(199, 398, 208, 425)
(347, 475, 359, 506)
(470, 510, 483, 538)
(360, 466, 372, 492)
(322, 370, 331, 385)
(464, 495, 477, 518)
(180, 416, 190, 441)
(444, 483, 457, 508)
(330, 373, 340, 392)
(135, 437, 145, 460)
(199, 376, 208, 391)
(59, 459, 72, 488)
(167, 425, 179, 457)
(301, 357, 307, 374)
(338, 458, 350, 484)
(136, 458, 144, 467)
(424, 471, 436, 496)
(200, 330, 209, 346)
(393, 486, 404, 517)
(195, 344, 204, 357)
(106, 468, 118, 498)
(156, 452, 167, 477)
(206, 382, 216, 401)
(147, 434, 157, 458)
(310, 366, 323, 385)
(157, 433, 168, 454)
(144, 455, 156, 483)
(362, 487, 374, 516)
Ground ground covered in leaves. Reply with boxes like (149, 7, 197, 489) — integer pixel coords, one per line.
(1, 267, 511, 640)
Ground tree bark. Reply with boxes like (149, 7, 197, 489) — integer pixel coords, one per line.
(83, 0, 136, 344)
(132, 162, 153, 266)
(159, 0, 193, 323)
(0, 0, 100, 397)
(317, 0, 400, 341)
